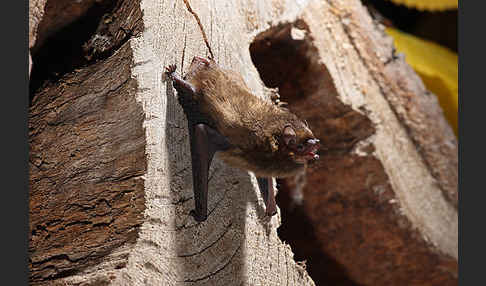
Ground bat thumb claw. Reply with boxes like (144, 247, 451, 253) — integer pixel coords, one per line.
(190, 210, 207, 222)
(266, 209, 277, 217)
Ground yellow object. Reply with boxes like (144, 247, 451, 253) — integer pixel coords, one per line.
(385, 27, 458, 136)
(386, 0, 457, 11)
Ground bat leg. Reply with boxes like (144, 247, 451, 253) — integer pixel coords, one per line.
(257, 177, 277, 216)
(165, 64, 197, 95)
(189, 123, 231, 222)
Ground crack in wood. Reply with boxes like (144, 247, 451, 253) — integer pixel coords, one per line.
(181, 18, 187, 72)
(106, 76, 130, 96)
(182, 0, 214, 59)
(144, 261, 163, 275)
(178, 221, 233, 257)
(31, 252, 93, 266)
(183, 243, 241, 282)
(109, 173, 144, 182)
(206, 184, 232, 218)
(174, 185, 231, 230)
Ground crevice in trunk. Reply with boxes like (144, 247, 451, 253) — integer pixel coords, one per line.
(29, 0, 119, 105)
(250, 21, 374, 286)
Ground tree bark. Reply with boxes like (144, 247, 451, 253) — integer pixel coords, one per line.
(29, 0, 457, 285)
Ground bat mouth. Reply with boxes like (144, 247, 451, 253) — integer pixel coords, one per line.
(292, 138, 320, 162)
(303, 142, 320, 161)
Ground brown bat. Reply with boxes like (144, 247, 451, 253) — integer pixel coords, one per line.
(165, 56, 320, 222)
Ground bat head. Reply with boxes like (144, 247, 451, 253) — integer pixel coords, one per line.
(281, 121, 320, 164)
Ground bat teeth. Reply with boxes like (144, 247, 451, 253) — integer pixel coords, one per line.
(313, 154, 320, 160)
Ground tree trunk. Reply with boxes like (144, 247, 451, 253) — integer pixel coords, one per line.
(29, 0, 457, 285)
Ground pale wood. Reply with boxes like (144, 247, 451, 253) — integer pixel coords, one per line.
(29, 0, 46, 49)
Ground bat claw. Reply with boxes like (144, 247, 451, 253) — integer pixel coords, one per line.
(270, 93, 280, 102)
(277, 101, 289, 108)
(165, 64, 177, 78)
(265, 209, 277, 217)
(189, 210, 207, 222)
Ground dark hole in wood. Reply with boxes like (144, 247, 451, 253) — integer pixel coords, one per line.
(29, 0, 118, 105)
(249, 23, 365, 286)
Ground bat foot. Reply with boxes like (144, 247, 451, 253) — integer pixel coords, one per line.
(189, 210, 207, 222)
(259, 209, 277, 223)
(267, 87, 280, 102)
(277, 101, 289, 108)
(270, 92, 280, 102)
(270, 93, 289, 109)
(265, 209, 277, 217)
(164, 64, 177, 78)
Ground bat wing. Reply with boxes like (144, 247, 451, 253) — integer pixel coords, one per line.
(166, 65, 231, 222)
(188, 122, 231, 221)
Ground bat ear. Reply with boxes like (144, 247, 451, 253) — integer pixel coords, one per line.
(283, 125, 296, 146)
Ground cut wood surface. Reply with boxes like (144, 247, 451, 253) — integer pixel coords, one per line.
(29, 0, 457, 285)
(29, 0, 46, 49)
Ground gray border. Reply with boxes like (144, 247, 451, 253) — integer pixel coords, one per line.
(0, 0, 29, 284)
(457, 1, 467, 285)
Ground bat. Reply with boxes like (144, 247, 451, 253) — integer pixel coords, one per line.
(165, 56, 320, 222)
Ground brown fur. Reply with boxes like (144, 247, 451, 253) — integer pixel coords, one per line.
(184, 58, 316, 178)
